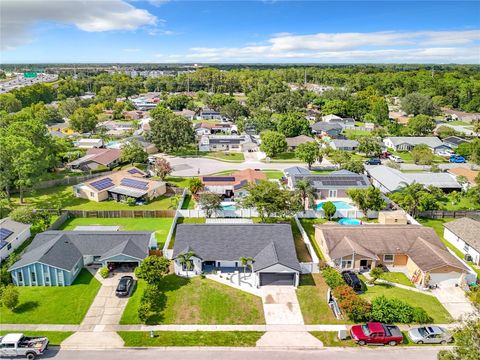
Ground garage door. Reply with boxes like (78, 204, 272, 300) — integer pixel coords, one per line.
(259, 273, 295, 286)
(429, 272, 461, 287)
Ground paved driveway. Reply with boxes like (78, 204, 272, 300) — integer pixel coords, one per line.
(431, 286, 477, 320)
(260, 286, 304, 325)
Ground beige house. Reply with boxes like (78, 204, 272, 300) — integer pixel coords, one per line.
(73, 167, 166, 203)
(315, 224, 471, 287)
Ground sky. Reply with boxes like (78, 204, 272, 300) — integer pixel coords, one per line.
(1, 0, 479, 64)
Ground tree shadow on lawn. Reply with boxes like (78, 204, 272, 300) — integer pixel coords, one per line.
(13, 301, 39, 314)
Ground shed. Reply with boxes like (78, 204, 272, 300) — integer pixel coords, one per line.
(378, 210, 408, 225)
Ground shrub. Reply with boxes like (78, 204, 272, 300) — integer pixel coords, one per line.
(332, 285, 356, 302)
(322, 267, 346, 290)
(369, 267, 384, 284)
(371, 296, 415, 323)
(339, 296, 372, 322)
(322, 201, 336, 220)
(1, 285, 19, 310)
(412, 307, 433, 324)
(99, 267, 109, 278)
(126, 197, 137, 206)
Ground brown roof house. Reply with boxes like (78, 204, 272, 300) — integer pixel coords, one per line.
(201, 169, 267, 199)
(67, 148, 122, 171)
(315, 224, 472, 287)
(447, 167, 479, 186)
(286, 135, 316, 150)
(444, 217, 480, 265)
(73, 167, 166, 203)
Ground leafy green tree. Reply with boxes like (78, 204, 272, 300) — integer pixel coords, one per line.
(347, 187, 386, 216)
(456, 142, 472, 158)
(70, 107, 98, 133)
(239, 256, 254, 278)
(121, 140, 148, 165)
(401, 93, 436, 116)
(341, 160, 365, 174)
(198, 192, 223, 218)
(188, 178, 204, 197)
(469, 139, 480, 165)
(357, 136, 381, 157)
(1, 285, 19, 310)
(164, 95, 193, 111)
(260, 130, 287, 157)
(134, 256, 170, 287)
(207, 94, 234, 110)
(369, 267, 384, 284)
(148, 106, 195, 152)
(220, 101, 247, 122)
(0, 93, 22, 113)
(294, 179, 316, 212)
(321, 99, 349, 117)
(407, 115, 436, 136)
(436, 125, 458, 139)
(295, 142, 320, 169)
(368, 98, 389, 124)
(322, 201, 337, 220)
(438, 317, 480, 360)
(275, 112, 310, 137)
(9, 206, 37, 224)
(411, 144, 434, 165)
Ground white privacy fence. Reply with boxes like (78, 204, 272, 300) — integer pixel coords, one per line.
(295, 215, 320, 274)
(296, 209, 378, 219)
(178, 208, 259, 218)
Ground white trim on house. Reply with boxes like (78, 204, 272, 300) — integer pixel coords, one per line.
(444, 228, 480, 265)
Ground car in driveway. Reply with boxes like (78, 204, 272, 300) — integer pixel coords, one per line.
(342, 271, 363, 293)
(407, 326, 453, 344)
(449, 155, 466, 163)
(365, 158, 381, 165)
(388, 155, 404, 163)
(115, 276, 134, 297)
(350, 322, 404, 346)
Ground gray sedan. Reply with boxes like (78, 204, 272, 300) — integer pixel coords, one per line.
(407, 326, 453, 344)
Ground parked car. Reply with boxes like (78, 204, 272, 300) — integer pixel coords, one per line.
(449, 155, 466, 163)
(115, 276, 134, 297)
(350, 322, 404, 346)
(437, 149, 454, 157)
(365, 158, 381, 165)
(407, 326, 453, 344)
(388, 155, 404, 163)
(342, 271, 363, 293)
(379, 151, 391, 159)
(0, 333, 49, 360)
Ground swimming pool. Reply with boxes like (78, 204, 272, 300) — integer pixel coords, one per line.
(316, 201, 354, 211)
(338, 218, 362, 225)
(221, 203, 236, 211)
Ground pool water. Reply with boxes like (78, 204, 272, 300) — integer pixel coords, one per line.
(316, 201, 353, 211)
(221, 204, 236, 211)
(338, 218, 362, 225)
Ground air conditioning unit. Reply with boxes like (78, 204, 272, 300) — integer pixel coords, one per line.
(464, 254, 473, 262)
(338, 329, 348, 340)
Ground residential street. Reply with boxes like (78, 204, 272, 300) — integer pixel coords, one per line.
(42, 347, 443, 360)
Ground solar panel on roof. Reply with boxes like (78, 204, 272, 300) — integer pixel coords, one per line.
(90, 177, 114, 190)
(202, 176, 236, 182)
(0, 228, 13, 241)
(121, 178, 149, 190)
(127, 168, 143, 175)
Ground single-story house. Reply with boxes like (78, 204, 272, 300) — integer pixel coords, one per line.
(8, 230, 156, 286)
(283, 166, 311, 179)
(199, 134, 256, 152)
(47, 121, 76, 135)
(99, 121, 137, 138)
(322, 114, 343, 123)
(383, 136, 444, 152)
(286, 135, 316, 150)
(172, 224, 301, 287)
(366, 165, 461, 193)
(444, 217, 480, 265)
(315, 224, 473, 287)
(123, 110, 149, 121)
(67, 148, 122, 171)
(442, 136, 470, 149)
(389, 111, 411, 125)
(290, 170, 370, 198)
(173, 109, 196, 121)
(73, 167, 166, 203)
(311, 122, 343, 139)
(201, 169, 267, 199)
(74, 138, 104, 149)
(106, 135, 158, 154)
(443, 108, 480, 123)
(198, 108, 222, 121)
(447, 167, 479, 186)
(0, 218, 31, 261)
(194, 122, 238, 136)
(330, 139, 359, 151)
(306, 108, 321, 121)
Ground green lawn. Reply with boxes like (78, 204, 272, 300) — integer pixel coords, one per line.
(118, 331, 264, 347)
(60, 217, 174, 248)
(360, 283, 453, 324)
(299, 218, 328, 260)
(264, 170, 284, 180)
(418, 218, 480, 276)
(446, 120, 470, 126)
(181, 194, 196, 209)
(310, 331, 355, 346)
(290, 219, 313, 262)
(438, 193, 480, 211)
(264, 152, 300, 163)
(120, 275, 265, 325)
(168, 217, 205, 249)
(344, 129, 371, 139)
(165, 176, 195, 189)
(172, 150, 245, 162)
(297, 274, 349, 324)
(379, 272, 414, 287)
(0, 270, 101, 324)
(11, 185, 181, 211)
(390, 150, 447, 164)
(0, 331, 73, 346)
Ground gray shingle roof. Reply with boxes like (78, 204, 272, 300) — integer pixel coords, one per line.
(444, 217, 480, 252)
(311, 122, 343, 132)
(172, 224, 301, 272)
(385, 136, 443, 148)
(9, 231, 153, 271)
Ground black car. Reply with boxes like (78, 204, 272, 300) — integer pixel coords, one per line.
(342, 271, 363, 293)
(365, 158, 381, 165)
(116, 276, 134, 297)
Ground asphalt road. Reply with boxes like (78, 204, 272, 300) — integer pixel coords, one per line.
(42, 347, 443, 360)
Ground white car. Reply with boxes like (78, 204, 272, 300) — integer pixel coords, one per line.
(437, 150, 454, 157)
(388, 155, 404, 163)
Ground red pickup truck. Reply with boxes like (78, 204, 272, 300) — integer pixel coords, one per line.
(350, 322, 404, 346)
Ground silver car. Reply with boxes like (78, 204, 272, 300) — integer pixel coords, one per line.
(408, 326, 453, 344)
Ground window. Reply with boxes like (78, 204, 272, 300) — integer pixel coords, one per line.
(464, 244, 470, 252)
(17, 271, 23, 282)
(383, 254, 394, 262)
(44, 272, 50, 284)
(7, 243, 11, 250)
(341, 260, 352, 269)
(31, 271, 36, 282)
(90, 192, 94, 197)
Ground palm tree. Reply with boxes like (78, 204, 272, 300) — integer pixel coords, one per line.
(188, 178, 204, 199)
(294, 179, 316, 212)
(177, 251, 196, 277)
(239, 256, 254, 278)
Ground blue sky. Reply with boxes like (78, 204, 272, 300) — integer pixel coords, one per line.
(1, 0, 479, 63)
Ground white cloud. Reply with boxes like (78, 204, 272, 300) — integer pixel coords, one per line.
(185, 30, 480, 63)
(1, 0, 157, 50)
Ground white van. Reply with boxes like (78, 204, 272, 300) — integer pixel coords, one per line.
(388, 155, 404, 163)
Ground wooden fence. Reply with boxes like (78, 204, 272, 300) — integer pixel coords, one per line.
(66, 209, 176, 218)
(418, 210, 480, 219)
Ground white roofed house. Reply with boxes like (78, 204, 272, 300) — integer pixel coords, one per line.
(383, 136, 445, 153)
(0, 218, 31, 261)
(330, 139, 359, 151)
(199, 134, 256, 152)
(444, 217, 480, 265)
(74, 138, 104, 149)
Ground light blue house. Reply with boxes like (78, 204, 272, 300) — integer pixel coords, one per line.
(9, 231, 156, 286)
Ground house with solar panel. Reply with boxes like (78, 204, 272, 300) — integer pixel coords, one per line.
(0, 218, 31, 261)
(73, 167, 166, 203)
(201, 169, 267, 199)
(198, 134, 257, 152)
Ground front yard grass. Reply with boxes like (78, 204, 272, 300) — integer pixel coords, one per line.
(60, 217, 174, 248)
(297, 274, 349, 324)
(11, 185, 181, 211)
(359, 283, 453, 324)
(118, 331, 264, 347)
(168, 217, 206, 249)
(172, 150, 245, 162)
(263, 152, 299, 162)
(0, 270, 100, 324)
(0, 331, 74, 346)
(379, 272, 414, 287)
(310, 331, 355, 346)
(121, 275, 265, 325)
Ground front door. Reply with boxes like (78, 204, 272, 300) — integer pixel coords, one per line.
(328, 189, 337, 198)
(360, 260, 368, 267)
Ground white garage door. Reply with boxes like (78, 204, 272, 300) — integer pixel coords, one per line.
(429, 272, 461, 287)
